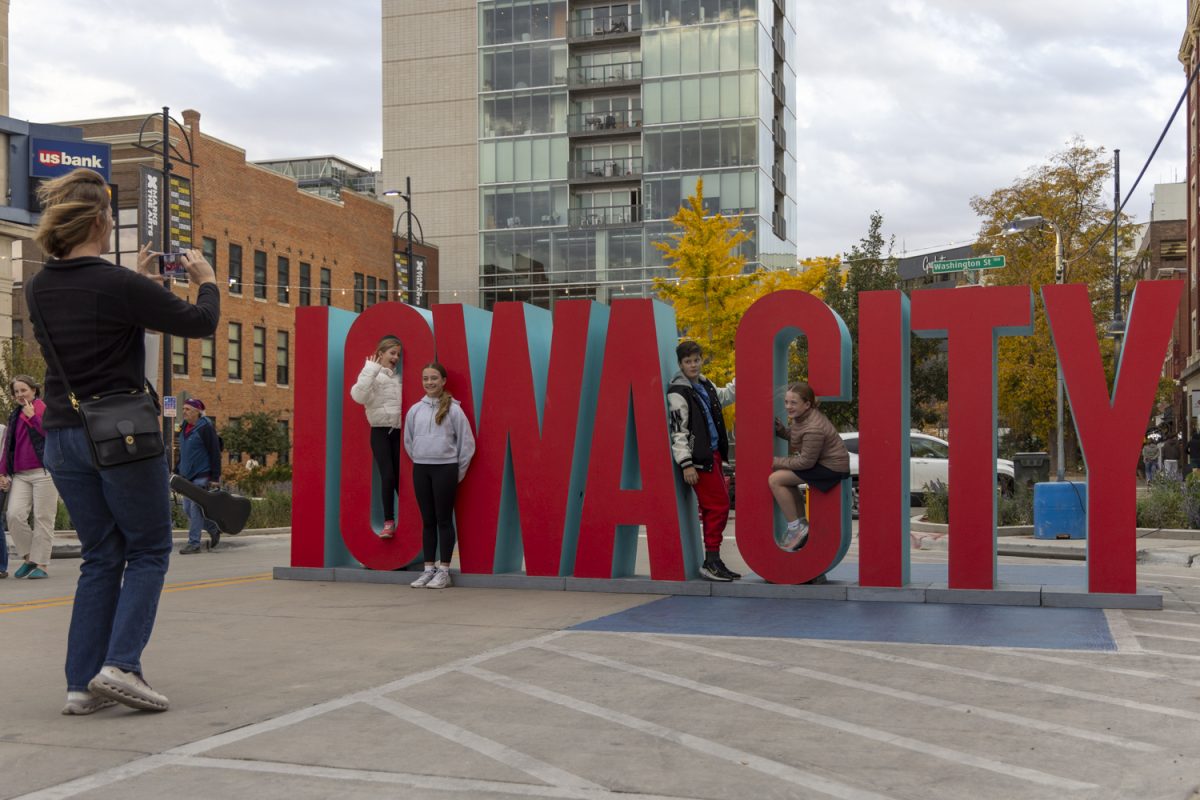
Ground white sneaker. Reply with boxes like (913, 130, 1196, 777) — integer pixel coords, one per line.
(87, 666, 169, 711)
(427, 568, 452, 589)
(410, 567, 436, 588)
(62, 690, 117, 716)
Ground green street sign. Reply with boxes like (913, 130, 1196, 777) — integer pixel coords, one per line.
(927, 255, 1006, 274)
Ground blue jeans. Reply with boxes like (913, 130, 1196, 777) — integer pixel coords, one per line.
(183, 476, 219, 546)
(45, 426, 172, 691)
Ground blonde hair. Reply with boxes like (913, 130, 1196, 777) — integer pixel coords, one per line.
(424, 362, 453, 425)
(375, 335, 401, 356)
(33, 168, 110, 259)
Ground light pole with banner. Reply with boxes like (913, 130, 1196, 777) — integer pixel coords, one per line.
(383, 178, 426, 306)
(133, 107, 197, 470)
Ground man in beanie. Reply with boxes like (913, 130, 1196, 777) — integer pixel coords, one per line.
(667, 341, 738, 581)
(176, 398, 222, 554)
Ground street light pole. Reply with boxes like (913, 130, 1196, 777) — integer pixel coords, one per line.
(383, 178, 425, 306)
(1004, 215, 1066, 481)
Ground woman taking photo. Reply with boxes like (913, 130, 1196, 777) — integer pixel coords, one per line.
(403, 363, 475, 589)
(769, 382, 850, 552)
(27, 167, 219, 715)
(0, 375, 59, 579)
(350, 336, 402, 538)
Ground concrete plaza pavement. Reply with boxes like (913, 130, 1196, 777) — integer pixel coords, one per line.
(2, 530, 1200, 799)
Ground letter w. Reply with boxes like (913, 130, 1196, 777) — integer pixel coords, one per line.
(456, 300, 604, 576)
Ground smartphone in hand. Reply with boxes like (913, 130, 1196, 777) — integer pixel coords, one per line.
(158, 252, 187, 279)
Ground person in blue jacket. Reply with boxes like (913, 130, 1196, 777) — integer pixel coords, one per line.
(176, 398, 222, 554)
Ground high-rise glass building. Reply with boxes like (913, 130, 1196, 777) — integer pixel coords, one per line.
(383, 0, 795, 308)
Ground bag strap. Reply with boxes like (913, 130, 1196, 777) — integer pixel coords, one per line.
(25, 284, 79, 410)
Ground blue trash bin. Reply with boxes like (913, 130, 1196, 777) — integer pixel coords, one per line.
(1033, 481, 1087, 540)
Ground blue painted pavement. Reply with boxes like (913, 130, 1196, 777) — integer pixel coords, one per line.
(573, 595, 1116, 651)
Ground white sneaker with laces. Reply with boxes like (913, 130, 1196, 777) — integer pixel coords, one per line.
(410, 567, 437, 588)
(87, 666, 169, 711)
(427, 567, 452, 589)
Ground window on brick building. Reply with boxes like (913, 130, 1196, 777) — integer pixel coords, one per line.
(277, 420, 290, 465)
(320, 268, 331, 306)
(172, 336, 188, 376)
(228, 322, 242, 380)
(277, 256, 290, 303)
(299, 262, 311, 306)
(201, 336, 215, 378)
(354, 272, 364, 312)
(253, 326, 266, 383)
(367, 275, 377, 307)
(381, 279, 389, 301)
(227, 416, 240, 464)
(229, 244, 243, 294)
(276, 331, 290, 385)
(254, 250, 267, 299)
(202, 237, 218, 281)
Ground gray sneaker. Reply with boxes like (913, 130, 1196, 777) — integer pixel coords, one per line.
(179, 543, 202, 555)
(426, 568, 452, 589)
(62, 691, 118, 716)
(782, 519, 810, 551)
(410, 567, 437, 588)
(87, 666, 169, 712)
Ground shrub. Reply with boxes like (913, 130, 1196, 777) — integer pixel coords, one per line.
(236, 463, 293, 497)
(246, 489, 292, 529)
(922, 479, 949, 524)
(998, 480, 1034, 526)
(1137, 473, 1189, 529)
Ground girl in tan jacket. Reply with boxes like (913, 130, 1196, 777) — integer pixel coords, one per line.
(769, 382, 850, 551)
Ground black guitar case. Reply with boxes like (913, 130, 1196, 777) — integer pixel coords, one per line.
(169, 475, 252, 535)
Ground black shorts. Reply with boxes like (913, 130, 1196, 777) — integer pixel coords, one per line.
(792, 464, 851, 492)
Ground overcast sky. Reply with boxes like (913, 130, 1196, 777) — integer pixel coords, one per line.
(10, 0, 1189, 258)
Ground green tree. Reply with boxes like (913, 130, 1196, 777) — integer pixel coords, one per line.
(652, 179, 752, 386)
(0, 338, 48, 419)
(220, 411, 290, 463)
(970, 138, 1132, 473)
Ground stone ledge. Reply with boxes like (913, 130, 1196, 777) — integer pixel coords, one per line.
(271, 568, 1165, 608)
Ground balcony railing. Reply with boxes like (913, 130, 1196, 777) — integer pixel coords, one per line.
(774, 0, 785, 16)
(773, 26, 786, 59)
(772, 211, 787, 240)
(772, 163, 786, 195)
(568, 12, 642, 40)
(772, 117, 787, 150)
(567, 109, 643, 133)
(569, 156, 643, 181)
(567, 61, 643, 88)
(772, 71, 785, 103)
(569, 204, 645, 227)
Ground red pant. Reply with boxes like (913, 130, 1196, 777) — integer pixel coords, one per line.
(691, 452, 731, 551)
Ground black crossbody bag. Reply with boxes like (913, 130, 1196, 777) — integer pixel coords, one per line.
(27, 289, 164, 469)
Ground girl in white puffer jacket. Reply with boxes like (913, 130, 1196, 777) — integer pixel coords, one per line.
(350, 336, 403, 538)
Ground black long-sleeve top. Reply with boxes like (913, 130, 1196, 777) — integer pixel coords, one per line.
(26, 256, 221, 429)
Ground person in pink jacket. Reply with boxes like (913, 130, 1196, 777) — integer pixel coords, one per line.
(0, 375, 60, 579)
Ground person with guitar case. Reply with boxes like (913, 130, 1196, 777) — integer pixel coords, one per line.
(175, 398, 222, 554)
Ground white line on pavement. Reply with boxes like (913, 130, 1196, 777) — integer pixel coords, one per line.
(12, 755, 177, 800)
(801, 641, 1200, 724)
(1126, 615, 1200, 629)
(535, 642, 1097, 791)
(461, 665, 901, 800)
(365, 695, 606, 791)
(180, 756, 693, 800)
(1128, 631, 1200, 645)
(1104, 609, 1145, 654)
(989, 648, 1200, 690)
(626, 634, 1157, 753)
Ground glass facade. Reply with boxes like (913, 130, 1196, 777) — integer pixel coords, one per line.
(478, 0, 795, 308)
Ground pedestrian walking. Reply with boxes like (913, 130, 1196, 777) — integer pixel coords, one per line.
(0, 421, 7, 579)
(350, 335, 403, 539)
(666, 340, 739, 582)
(1143, 436, 1162, 482)
(175, 398, 222, 554)
(27, 167, 219, 715)
(1162, 434, 1182, 478)
(768, 382, 851, 565)
(403, 363, 475, 589)
(0, 376, 59, 580)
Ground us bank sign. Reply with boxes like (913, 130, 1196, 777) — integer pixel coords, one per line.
(289, 283, 1181, 596)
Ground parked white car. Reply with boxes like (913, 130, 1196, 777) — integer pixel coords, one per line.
(839, 432, 1016, 516)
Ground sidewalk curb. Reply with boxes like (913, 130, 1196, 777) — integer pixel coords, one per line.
(17, 527, 293, 559)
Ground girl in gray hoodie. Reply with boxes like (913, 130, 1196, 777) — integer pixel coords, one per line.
(403, 362, 476, 589)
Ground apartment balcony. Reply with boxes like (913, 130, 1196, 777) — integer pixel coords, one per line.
(568, 156, 643, 185)
(567, 109, 643, 138)
(773, 25, 786, 60)
(567, 12, 642, 46)
(774, 0, 785, 16)
(772, 71, 785, 104)
(567, 61, 643, 92)
(772, 163, 787, 196)
(772, 211, 787, 240)
(568, 204, 645, 228)
(772, 117, 787, 151)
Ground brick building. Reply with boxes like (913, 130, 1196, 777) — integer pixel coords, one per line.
(13, 109, 397, 460)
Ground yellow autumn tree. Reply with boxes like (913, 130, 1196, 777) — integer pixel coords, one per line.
(652, 179, 752, 386)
